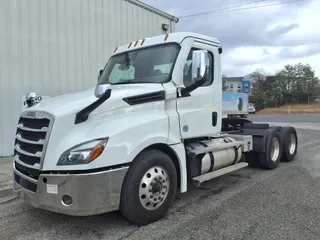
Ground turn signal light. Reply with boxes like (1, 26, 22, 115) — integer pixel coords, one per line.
(89, 141, 106, 162)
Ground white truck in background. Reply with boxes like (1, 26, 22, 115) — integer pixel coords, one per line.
(13, 32, 298, 225)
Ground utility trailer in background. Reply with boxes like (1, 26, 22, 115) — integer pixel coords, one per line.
(13, 32, 298, 226)
(222, 91, 249, 118)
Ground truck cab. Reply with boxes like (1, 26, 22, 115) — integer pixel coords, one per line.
(13, 32, 298, 225)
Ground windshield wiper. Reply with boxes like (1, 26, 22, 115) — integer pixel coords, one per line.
(111, 80, 150, 85)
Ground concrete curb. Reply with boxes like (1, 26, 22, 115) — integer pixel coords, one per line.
(0, 180, 13, 193)
(0, 181, 13, 197)
(0, 181, 19, 204)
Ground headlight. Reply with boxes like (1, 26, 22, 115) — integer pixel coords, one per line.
(57, 139, 108, 166)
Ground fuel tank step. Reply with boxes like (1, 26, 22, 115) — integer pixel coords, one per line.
(192, 162, 248, 187)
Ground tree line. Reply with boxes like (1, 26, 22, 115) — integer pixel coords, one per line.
(248, 63, 319, 110)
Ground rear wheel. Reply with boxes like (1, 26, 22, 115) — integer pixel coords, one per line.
(279, 127, 298, 162)
(120, 149, 177, 225)
(258, 129, 282, 170)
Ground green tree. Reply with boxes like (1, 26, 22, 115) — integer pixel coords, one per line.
(275, 63, 319, 104)
(252, 73, 271, 108)
(222, 74, 228, 91)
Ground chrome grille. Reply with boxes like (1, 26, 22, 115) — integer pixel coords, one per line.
(13, 111, 54, 180)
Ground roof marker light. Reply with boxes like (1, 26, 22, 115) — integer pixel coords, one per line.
(128, 42, 133, 48)
(141, 39, 145, 45)
(114, 47, 118, 53)
(134, 40, 139, 47)
(164, 34, 169, 41)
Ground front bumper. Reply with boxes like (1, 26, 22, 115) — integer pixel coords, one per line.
(13, 164, 129, 216)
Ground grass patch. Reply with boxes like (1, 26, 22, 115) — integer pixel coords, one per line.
(258, 104, 320, 114)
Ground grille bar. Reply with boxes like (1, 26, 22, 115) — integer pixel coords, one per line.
(18, 123, 48, 132)
(16, 133, 45, 145)
(14, 143, 42, 157)
(14, 154, 40, 170)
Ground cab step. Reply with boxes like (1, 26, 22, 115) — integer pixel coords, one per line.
(192, 162, 249, 187)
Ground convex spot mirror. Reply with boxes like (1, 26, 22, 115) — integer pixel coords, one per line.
(192, 50, 209, 82)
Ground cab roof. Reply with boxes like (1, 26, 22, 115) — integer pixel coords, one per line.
(112, 32, 222, 56)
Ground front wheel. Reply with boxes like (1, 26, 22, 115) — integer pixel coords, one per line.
(120, 149, 177, 225)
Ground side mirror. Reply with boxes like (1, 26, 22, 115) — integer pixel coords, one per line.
(94, 83, 112, 99)
(192, 50, 208, 82)
(180, 50, 209, 97)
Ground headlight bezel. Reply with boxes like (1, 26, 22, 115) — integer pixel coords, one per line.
(57, 138, 108, 166)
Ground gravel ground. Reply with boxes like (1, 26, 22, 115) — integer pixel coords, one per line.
(1, 127, 320, 240)
(248, 113, 320, 123)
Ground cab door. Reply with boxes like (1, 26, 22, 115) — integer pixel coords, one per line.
(176, 39, 222, 139)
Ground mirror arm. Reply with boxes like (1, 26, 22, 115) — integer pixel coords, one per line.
(181, 72, 207, 97)
(75, 89, 111, 124)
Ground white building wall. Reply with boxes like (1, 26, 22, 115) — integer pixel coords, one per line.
(225, 80, 242, 92)
(0, 0, 177, 157)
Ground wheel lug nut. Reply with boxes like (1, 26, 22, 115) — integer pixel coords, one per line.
(150, 195, 154, 198)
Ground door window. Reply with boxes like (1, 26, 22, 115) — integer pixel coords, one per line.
(183, 48, 214, 87)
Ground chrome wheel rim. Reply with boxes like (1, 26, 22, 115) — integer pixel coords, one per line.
(271, 137, 280, 161)
(288, 133, 297, 155)
(139, 166, 169, 210)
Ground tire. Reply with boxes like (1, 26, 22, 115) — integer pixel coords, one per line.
(270, 126, 282, 132)
(245, 152, 261, 168)
(269, 126, 284, 149)
(278, 126, 298, 162)
(119, 149, 177, 225)
(258, 129, 282, 170)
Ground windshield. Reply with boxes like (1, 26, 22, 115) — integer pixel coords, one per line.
(98, 44, 180, 85)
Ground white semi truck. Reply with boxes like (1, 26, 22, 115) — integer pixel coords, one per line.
(13, 32, 298, 225)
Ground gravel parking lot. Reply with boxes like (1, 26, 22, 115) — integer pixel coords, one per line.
(248, 113, 320, 123)
(1, 115, 320, 240)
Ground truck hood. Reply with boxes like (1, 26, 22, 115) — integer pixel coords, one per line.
(29, 84, 165, 117)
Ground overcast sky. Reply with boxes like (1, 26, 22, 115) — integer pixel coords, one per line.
(141, 0, 319, 77)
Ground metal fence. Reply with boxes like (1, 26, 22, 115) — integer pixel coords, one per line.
(249, 95, 320, 112)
